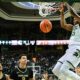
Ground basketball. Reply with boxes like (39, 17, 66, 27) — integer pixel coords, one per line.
(40, 19, 52, 33)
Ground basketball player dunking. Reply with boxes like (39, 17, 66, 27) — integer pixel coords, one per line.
(52, 3, 80, 80)
(0, 63, 10, 80)
(10, 54, 33, 80)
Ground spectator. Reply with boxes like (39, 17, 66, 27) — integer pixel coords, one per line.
(10, 54, 33, 80)
(0, 63, 10, 80)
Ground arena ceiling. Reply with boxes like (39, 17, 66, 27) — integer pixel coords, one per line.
(0, 2, 79, 21)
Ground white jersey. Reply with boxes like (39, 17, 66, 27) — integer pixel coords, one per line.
(70, 24, 80, 42)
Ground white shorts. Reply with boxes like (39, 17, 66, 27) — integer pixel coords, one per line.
(58, 45, 80, 67)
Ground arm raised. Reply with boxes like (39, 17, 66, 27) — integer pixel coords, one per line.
(59, 3, 73, 31)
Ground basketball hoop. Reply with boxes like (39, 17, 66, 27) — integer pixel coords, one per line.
(38, 2, 59, 17)
(39, 5, 49, 17)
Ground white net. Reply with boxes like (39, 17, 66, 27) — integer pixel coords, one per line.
(38, 2, 60, 17)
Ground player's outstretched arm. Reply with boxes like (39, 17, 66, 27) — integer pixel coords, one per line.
(66, 3, 80, 23)
(59, 3, 73, 31)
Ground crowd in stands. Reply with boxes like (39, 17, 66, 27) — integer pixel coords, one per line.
(0, 50, 61, 80)
(0, 46, 80, 80)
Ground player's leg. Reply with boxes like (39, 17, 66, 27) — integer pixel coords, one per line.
(52, 61, 66, 80)
(52, 53, 68, 80)
(59, 47, 80, 80)
(52, 61, 62, 76)
(60, 59, 80, 80)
